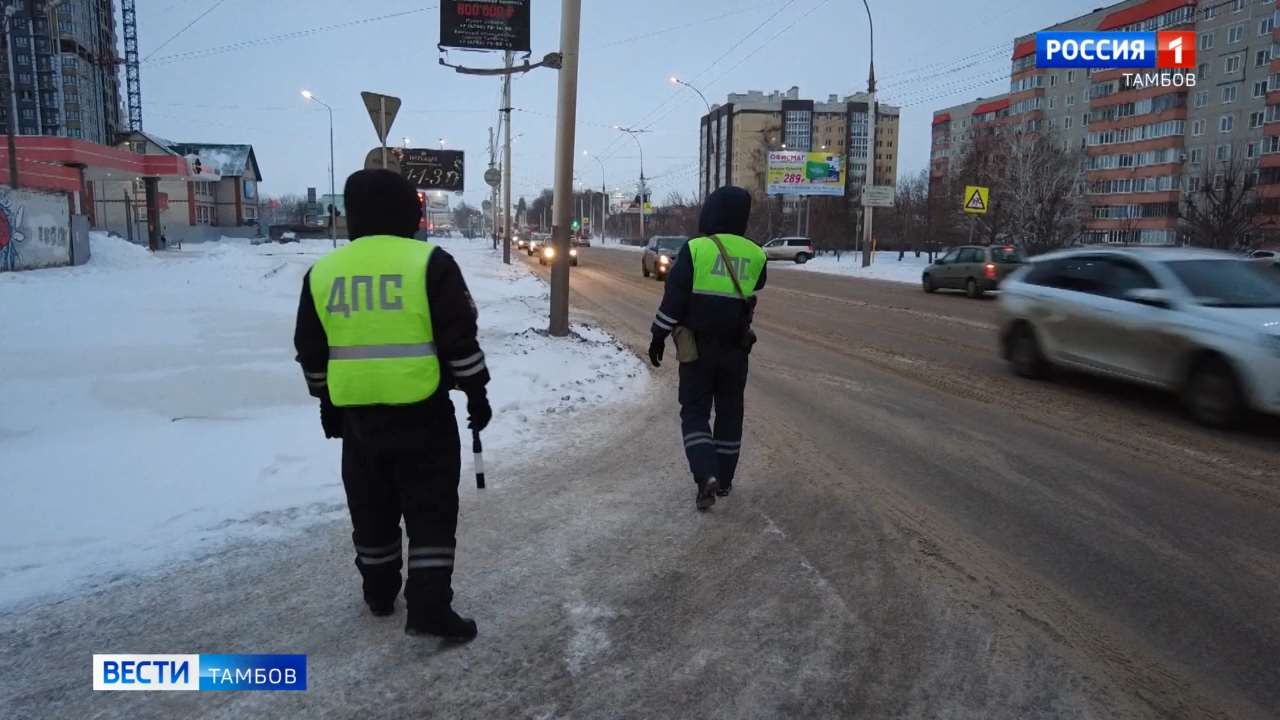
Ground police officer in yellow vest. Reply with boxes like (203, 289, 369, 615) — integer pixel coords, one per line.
(648, 186, 766, 511)
(294, 169, 491, 642)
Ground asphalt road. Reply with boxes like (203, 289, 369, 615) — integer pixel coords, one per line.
(523, 245, 1280, 719)
(2, 244, 1277, 719)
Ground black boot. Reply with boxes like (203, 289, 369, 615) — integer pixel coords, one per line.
(406, 607, 478, 642)
(367, 599, 395, 617)
(696, 477, 720, 511)
(716, 480, 732, 498)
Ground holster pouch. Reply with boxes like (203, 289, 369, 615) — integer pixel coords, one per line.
(672, 326, 699, 363)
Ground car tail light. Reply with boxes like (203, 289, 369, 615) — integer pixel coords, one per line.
(984, 263, 998, 279)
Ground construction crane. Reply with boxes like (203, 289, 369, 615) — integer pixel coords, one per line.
(120, 0, 141, 130)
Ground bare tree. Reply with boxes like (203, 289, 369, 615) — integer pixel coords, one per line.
(1180, 150, 1270, 251)
(1002, 131, 1088, 254)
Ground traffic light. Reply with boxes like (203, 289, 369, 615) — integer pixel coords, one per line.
(570, 218, 580, 232)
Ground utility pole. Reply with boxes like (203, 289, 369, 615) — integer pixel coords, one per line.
(548, 0, 581, 337)
(501, 50, 514, 265)
(859, 0, 876, 268)
(616, 127, 648, 243)
(487, 126, 499, 251)
(4, 4, 19, 189)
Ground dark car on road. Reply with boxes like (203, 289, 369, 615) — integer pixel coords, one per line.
(923, 245, 1025, 298)
(642, 236, 689, 280)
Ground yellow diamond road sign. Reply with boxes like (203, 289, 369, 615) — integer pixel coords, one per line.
(964, 185, 989, 214)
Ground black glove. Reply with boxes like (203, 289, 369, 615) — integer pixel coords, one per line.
(319, 399, 344, 439)
(467, 392, 492, 432)
(648, 335, 665, 368)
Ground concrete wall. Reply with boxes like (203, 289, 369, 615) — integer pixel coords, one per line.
(0, 187, 72, 271)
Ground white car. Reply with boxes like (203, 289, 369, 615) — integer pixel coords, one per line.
(998, 247, 1280, 427)
(763, 237, 815, 264)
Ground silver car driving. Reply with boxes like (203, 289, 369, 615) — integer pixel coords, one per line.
(998, 247, 1280, 427)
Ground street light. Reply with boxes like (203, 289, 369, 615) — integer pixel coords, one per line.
(858, 0, 878, 268)
(301, 89, 337, 248)
(614, 125, 649, 240)
(671, 76, 715, 201)
(584, 150, 607, 244)
(669, 75, 712, 113)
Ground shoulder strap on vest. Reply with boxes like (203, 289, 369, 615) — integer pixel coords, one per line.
(708, 234, 748, 301)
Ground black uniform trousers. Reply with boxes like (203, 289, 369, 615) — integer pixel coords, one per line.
(339, 401, 461, 617)
(678, 336, 749, 486)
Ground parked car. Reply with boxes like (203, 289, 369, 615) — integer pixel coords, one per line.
(642, 236, 689, 280)
(539, 244, 578, 266)
(763, 236, 815, 264)
(998, 248, 1280, 427)
(573, 235, 592, 248)
(1249, 249, 1278, 272)
(278, 231, 299, 244)
(923, 245, 1025, 297)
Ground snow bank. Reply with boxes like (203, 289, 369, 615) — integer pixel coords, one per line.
(771, 250, 931, 285)
(0, 234, 647, 609)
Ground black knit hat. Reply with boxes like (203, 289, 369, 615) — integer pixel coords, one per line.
(343, 169, 422, 240)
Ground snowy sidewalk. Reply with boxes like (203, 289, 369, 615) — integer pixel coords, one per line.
(770, 250, 931, 285)
(0, 234, 647, 611)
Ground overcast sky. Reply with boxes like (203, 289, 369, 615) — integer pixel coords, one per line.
(136, 0, 1107, 207)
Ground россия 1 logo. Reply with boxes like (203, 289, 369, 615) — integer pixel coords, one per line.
(1036, 31, 1196, 88)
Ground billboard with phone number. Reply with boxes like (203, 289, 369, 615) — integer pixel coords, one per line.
(766, 151, 845, 196)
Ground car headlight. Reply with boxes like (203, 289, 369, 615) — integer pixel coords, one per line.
(659, 254, 670, 264)
(569, 248, 578, 257)
(544, 247, 555, 258)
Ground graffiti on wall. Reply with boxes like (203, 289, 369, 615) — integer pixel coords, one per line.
(0, 188, 70, 271)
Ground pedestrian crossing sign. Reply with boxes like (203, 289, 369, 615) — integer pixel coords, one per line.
(963, 185, 989, 214)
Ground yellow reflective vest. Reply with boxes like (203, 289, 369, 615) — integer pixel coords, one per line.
(309, 235, 440, 407)
(688, 234, 765, 299)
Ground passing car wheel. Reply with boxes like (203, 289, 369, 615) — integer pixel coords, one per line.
(922, 274, 936, 293)
(966, 278, 983, 299)
(795, 253, 810, 264)
(1007, 324, 1048, 380)
(1184, 357, 1245, 428)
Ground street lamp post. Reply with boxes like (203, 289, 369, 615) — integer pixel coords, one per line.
(615, 126, 648, 242)
(858, 0, 877, 268)
(671, 76, 714, 202)
(584, 150, 607, 244)
(301, 89, 337, 249)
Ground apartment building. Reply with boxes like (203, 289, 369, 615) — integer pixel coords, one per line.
(931, 0, 1280, 245)
(0, 0, 124, 144)
(930, 95, 1014, 182)
(698, 86, 900, 203)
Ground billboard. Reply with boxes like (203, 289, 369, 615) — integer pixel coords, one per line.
(439, 0, 531, 52)
(400, 149, 465, 192)
(766, 151, 846, 197)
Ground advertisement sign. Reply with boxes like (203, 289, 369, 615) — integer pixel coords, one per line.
(766, 151, 845, 196)
(440, 0, 531, 52)
(400, 149, 465, 192)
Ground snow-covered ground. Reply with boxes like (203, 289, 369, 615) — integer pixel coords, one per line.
(0, 234, 647, 610)
(771, 250, 931, 285)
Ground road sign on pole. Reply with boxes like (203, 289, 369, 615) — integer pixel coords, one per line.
(861, 185, 895, 208)
(364, 147, 400, 173)
(963, 185, 990, 214)
(360, 91, 401, 157)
